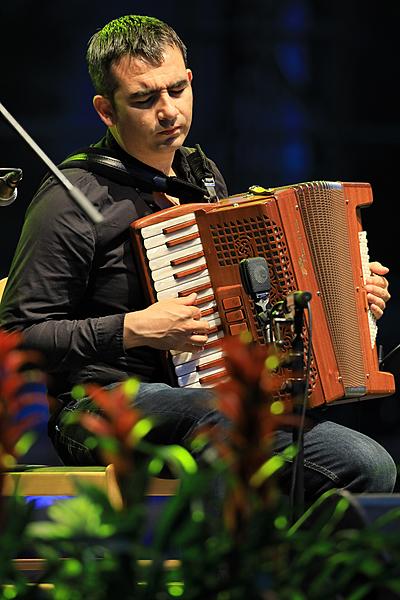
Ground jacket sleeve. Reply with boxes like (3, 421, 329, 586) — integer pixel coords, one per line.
(0, 173, 125, 371)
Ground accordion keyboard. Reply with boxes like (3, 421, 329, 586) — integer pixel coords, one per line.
(140, 210, 227, 388)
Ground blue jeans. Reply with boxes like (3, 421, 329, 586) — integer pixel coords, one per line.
(49, 382, 397, 503)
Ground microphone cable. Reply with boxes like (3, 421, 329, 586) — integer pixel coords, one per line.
(289, 297, 313, 522)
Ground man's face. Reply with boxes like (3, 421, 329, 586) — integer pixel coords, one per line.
(94, 45, 193, 169)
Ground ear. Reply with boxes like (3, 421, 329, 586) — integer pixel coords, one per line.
(93, 95, 116, 127)
(187, 69, 193, 83)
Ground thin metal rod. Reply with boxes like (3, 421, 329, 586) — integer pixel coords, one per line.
(0, 101, 103, 223)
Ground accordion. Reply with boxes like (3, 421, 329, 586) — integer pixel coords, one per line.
(130, 180, 395, 408)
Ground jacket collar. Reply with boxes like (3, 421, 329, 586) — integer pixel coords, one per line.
(99, 129, 195, 184)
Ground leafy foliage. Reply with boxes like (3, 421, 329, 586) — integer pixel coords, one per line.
(0, 329, 47, 595)
(1, 333, 400, 598)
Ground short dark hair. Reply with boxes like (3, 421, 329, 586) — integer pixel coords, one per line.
(86, 15, 188, 100)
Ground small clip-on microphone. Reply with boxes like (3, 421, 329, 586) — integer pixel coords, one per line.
(239, 256, 272, 342)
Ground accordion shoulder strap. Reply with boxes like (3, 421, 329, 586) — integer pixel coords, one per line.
(181, 144, 218, 202)
(40, 146, 209, 203)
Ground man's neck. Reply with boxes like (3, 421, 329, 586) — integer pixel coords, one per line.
(149, 155, 176, 176)
(129, 147, 175, 175)
(108, 129, 176, 175)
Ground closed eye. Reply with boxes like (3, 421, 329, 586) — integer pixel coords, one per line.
(132, 96, 155, 108)
(169, 86, 186, 97)
(129, 80, 189, 108)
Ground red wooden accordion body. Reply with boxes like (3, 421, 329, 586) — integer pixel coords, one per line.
(130, 180, 395, 407)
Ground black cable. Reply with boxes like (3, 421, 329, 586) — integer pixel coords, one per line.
(289, 299, 313, 521)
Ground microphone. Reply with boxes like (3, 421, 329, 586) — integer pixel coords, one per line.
(239, 257, 272, 341)
(0, 168, 23, 206)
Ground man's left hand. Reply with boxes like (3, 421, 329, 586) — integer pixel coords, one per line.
(366, 261, 390, 320)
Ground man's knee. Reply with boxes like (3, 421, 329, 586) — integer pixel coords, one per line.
(347, 439, 397, 493)
(362, 447, 397, 492)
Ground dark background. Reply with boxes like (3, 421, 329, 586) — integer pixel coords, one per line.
(1, 1, 400, 476)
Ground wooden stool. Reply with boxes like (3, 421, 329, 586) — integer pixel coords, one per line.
(3, 464, 179, 580)
(3, 464, 179, 510)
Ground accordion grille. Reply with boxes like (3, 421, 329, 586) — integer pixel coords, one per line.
(208, 212, 318, 392)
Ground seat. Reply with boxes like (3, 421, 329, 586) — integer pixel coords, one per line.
(3, 464, 123, 508)
(2, 464, 178, 510)
(3, 464, 178, 581)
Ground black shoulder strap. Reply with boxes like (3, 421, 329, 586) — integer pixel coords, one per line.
(181, 144, 218, 202)
(56, 147, 208, 204)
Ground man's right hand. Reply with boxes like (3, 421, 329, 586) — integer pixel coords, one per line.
(123, 292, 210, 352)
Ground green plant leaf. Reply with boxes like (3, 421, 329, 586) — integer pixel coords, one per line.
(27, 496, 117, 539)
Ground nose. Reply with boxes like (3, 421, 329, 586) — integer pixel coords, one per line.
(157, 92, 179, 125)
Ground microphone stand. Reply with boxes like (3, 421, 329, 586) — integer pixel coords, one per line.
(288, 299, 307, 522)
(270, 292, 311, 522)
(0, 101, 103, 224)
